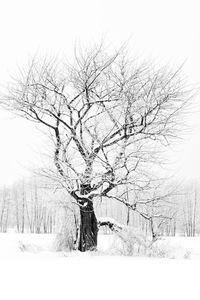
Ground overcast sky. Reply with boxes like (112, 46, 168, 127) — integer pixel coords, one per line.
(0, 0, 200, 185)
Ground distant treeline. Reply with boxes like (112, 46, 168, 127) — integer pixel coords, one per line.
(0, 177, 199, 237)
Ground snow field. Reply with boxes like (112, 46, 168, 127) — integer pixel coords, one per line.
(0, 233, 199, 300)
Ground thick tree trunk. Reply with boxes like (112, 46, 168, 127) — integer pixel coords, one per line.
(78, 201, 98, 252)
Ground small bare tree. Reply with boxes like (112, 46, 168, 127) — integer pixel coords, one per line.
(1, 43, 190, 251)
(182, 183, 198, 236)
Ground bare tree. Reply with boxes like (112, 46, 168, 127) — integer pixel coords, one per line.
(1, 43, 190, 251)
(0, 187, 10, 232)
(182, 183, 198, 237)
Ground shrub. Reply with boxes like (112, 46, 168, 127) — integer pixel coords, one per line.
(112, 228, 172, 258)
(54, 214, 78, 252)
(114, 228, 151, 256)
(18, 241, 43, 253)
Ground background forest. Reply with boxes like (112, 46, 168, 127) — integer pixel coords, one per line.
(0, 176, 198, 238)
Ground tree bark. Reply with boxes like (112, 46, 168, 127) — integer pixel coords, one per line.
(78, 200, 98, 252)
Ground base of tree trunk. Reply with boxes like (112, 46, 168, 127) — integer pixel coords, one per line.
(78, 202, 98, 252)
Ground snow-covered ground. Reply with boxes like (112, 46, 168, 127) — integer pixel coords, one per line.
(0, 233, 200, 300)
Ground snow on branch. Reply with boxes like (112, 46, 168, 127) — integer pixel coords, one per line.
(98, 217, 124, 232)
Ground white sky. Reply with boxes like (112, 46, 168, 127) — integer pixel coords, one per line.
(0, 0, 200, 185)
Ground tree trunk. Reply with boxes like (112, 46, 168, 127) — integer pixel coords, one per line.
(78, 201, 98, 252)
